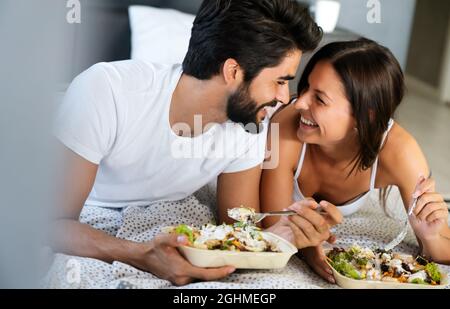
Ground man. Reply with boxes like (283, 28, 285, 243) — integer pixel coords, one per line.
(52, 0, 340, 286)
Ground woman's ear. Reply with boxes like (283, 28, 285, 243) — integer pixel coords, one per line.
(222, 58, 244, 90)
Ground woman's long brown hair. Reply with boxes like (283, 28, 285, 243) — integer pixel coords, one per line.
(297, 38, 405, 211)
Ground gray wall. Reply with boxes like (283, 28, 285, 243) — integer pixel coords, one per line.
(0, 0, 69, 288)
(67, 0, 203, 80)
(299, 0, 417, 69)
(406, 0, 450, 88)
(335, 0, 416, 69)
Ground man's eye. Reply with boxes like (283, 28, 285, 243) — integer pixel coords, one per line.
(277, 81, 287, 86)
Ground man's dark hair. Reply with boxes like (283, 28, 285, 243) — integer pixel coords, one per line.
(182, 0, 322, 82)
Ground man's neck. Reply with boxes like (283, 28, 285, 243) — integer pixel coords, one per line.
(170, 74, 229, 137)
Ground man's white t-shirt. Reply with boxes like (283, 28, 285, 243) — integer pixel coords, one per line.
(55, 60, 268, 208)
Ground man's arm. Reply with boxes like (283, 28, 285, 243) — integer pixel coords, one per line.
(50, 144, 141, 263)
(50, 143, 234, 285)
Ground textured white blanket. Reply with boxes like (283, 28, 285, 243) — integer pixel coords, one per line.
(42, 185, 450, 289)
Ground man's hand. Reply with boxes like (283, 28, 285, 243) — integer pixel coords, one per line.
(132, 233, 236, 286)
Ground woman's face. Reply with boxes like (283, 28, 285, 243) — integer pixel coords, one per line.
(294, 60, 356, 146)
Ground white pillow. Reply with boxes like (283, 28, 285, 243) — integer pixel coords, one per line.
(129, 5, 195, 65)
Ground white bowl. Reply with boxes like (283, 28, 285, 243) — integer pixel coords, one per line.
(325, 251, 448, 289)
(179, 232, 297, 269)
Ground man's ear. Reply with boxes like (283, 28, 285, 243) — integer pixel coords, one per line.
(222, 58, 244, 90)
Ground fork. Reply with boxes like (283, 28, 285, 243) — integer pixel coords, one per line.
(384, 172, 432, 251)
(251, 210, 297, 224)
(384, 196, 419, 251)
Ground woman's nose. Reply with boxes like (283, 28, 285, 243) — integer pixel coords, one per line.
(294, 93, 310, 110)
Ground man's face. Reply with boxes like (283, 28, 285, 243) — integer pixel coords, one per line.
(227, 49, 302, 133)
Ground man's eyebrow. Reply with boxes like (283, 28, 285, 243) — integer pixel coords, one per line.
(278, 75, 295, 81)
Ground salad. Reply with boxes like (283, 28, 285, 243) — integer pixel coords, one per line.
(327, 245, 444, 286)
(167, 223, 280, 252)
(227, 206, 256, 225)
(165, 206, 280, 252)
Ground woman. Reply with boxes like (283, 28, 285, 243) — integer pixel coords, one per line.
(261, 39, 450, 283)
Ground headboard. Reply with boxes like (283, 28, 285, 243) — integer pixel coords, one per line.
(69, 0, 355, 92)
(70, 0, 202, 80)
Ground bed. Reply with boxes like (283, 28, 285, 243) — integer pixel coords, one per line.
(48, 1, 450, 289)
(66, 0, 356, 91)
(68, 0, 203, 80)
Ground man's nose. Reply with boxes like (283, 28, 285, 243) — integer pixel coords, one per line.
(276, 86, 291, 105)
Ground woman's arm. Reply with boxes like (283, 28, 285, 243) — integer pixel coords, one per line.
(260, 110, 300, 226)
(382, 125, 450, 263)
(217, 165, 262, 224)
(260, 115, 340, 283)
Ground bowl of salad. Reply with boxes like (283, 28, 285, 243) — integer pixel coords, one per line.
(326, 245, 448, 289)
(163, 207, 297, 269)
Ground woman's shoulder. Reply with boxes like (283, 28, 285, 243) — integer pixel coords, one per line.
(268, 104, 304, 170)
(380, 122, 422, 160)
(379, 122, 428, 184)
(270, 104, 302, 143)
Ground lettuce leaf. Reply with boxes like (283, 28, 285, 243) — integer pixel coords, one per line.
(411, 278, 428, 285)
(332, 260, 361, 280)
(425, 262, 441, 283)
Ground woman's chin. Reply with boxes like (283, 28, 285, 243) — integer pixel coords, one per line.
(296, 125, 319, 143)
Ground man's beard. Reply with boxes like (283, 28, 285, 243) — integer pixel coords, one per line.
(226, 84, 278, 134)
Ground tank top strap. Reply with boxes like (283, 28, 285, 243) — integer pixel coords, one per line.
(369, 119, 395, 190)
(294, 143, 308, 180)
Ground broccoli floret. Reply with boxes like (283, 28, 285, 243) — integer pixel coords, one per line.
(425, 262, 441, 283)
(175, 224, 194, 244)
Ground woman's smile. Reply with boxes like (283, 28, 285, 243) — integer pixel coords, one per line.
(299, 115, 319, 131)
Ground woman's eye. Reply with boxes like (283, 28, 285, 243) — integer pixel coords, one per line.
(316, 95, 325, 105)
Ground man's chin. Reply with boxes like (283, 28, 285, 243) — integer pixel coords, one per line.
(227, 113, 266, 134)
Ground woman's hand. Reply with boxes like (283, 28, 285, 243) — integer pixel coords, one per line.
(267, 199, 342, 249)
(300, 246, 335, 284)
(409, 176, 448, 241)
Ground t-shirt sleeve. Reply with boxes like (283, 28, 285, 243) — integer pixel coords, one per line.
(54, 64, 117, 164)
(222, 120, 269, 174)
